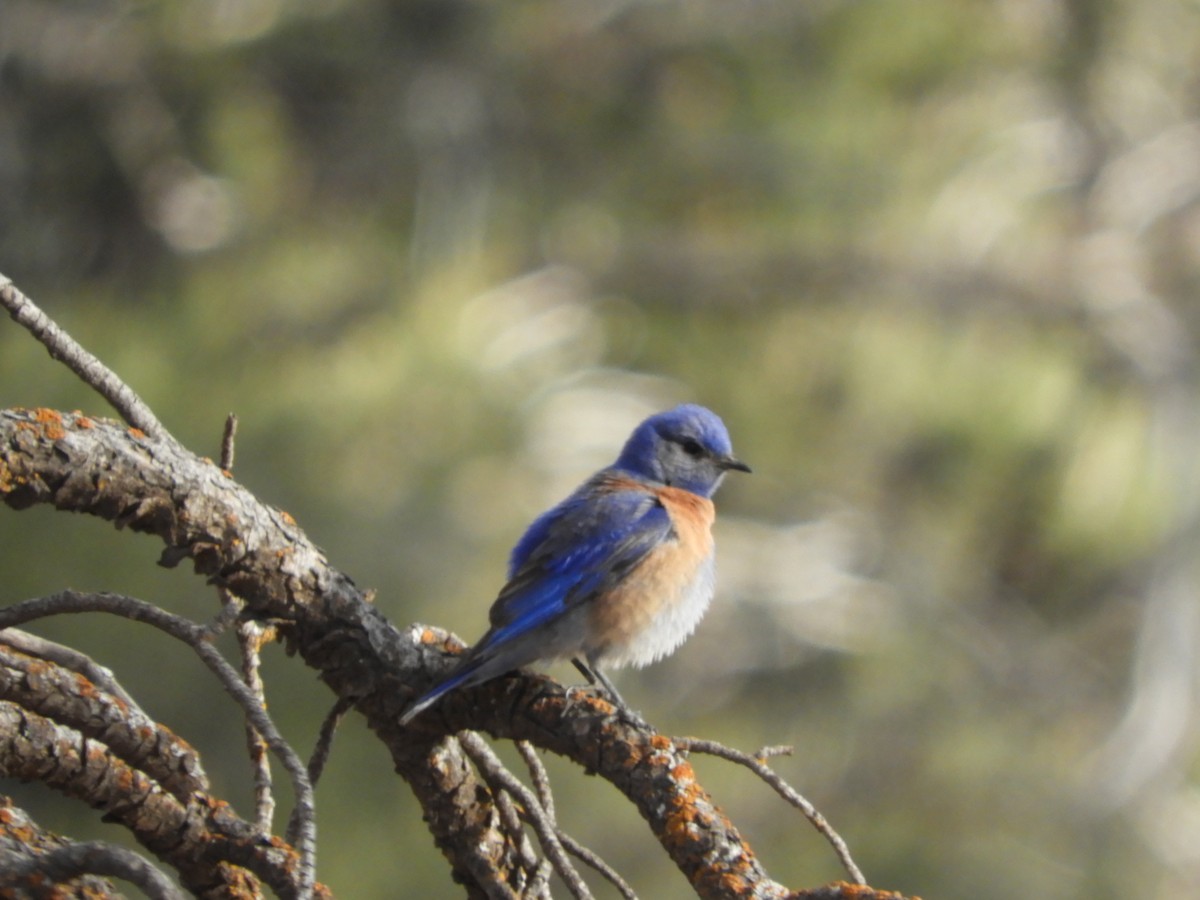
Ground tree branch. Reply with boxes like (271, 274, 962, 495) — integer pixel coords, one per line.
(0, 796, 123, 899)
(459, 729, 589, 899)
(0, 273, 174, 443)
(0, 626, 140, 710)
(0, 640, 209, 801)
(0, 840, 186, 900)
(674, 739, 866, 886)
(0, 589, 317, 900)
(0, 701, 282, 897)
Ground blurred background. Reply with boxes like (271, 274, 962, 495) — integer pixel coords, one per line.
(2, 0, 1199, 897)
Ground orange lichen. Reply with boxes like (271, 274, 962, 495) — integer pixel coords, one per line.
(31, 408, 65, 440)
(74, 415, 94, 429)
(714, 872, 750, 893)
(74, 673, 99, 698)
(663, 807, 698, 848)
(0, 460, 12, 493)
(279, 510, 296, 525)
(128, 427, 146, 439)
(31, 408, 62, 425)
(114, 765, 135, 793)
(671, 761, 696, 781)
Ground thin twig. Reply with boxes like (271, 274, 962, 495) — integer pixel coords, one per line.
(527, 859, 554, 898)
(0, 591, 317, 900)
(239, 618, 276, 833)
(458, 730, 594, 900)
(552, 828, 639, 900)
(217, 409, 275, 833)
(674, 737, 867, 886)
(0, 840, 185, 900)
(493, 774, 543, 879)
(516, 740, 556, 823)
(204, 599, 242, 636)
(220, 413, 238, 470)
(0, 273, 173, 442)
(308, 696, 354, 788)
(455, 733, 547, 898)
(515, 738, 637, 899)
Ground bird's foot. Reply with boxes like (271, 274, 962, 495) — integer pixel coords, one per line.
(610, 700, 650, 730)
(562, 683, 649, 728)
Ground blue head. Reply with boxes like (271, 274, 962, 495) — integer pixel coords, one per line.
(613, 404, 751, 497)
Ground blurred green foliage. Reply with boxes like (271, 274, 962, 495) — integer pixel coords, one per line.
(3, 0, 1200, 897)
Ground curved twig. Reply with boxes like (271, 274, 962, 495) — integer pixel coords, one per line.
(0, 840, 186, 900)
(549, 828, 639, 900)
(308, 695, 354, 788)
(516, 740, 556, 822)
(458, 730, 590, 899)
(0, 796, 123, 899)
(513, 739, 637, 899)
(674, 738, 866, 886)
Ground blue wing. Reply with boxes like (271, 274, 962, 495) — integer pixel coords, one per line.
(481, 473, 671, 648)
(400, 472, 672, 724)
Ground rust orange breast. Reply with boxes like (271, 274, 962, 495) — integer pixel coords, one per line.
(585, 485, 716, 667)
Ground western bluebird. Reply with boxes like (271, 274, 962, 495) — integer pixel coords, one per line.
(400, 403, 750, 725)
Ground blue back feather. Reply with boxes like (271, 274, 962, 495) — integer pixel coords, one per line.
(485, 476, 670, 648)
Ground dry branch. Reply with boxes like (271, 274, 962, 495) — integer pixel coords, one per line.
(0, 588, 317, 900)
(0, 839, 186, 900)
(0, 640, 209, 801)
(0, 796, 123, 899)
(0, 701, 270, 897)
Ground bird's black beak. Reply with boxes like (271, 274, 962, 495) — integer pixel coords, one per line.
(717, 454, 752, 474)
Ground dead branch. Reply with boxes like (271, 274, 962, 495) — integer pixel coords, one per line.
(513, 738, 638, 899)
(0, 839, 186, 900)
(0, 701, 277, 898)
(0, 796, 122, 899)
(0, 589, 316, 899)
(675, 738, 866, 885)
(0, 640, 209, 801)
(0, 627, 140, 709)
(0, 405, 911, 899)
(459, 729, 588, 899)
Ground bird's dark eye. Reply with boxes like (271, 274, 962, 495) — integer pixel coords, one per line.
(680, 437, 705, 458)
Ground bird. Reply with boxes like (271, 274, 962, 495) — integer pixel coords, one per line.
(399, 403, 750, 726)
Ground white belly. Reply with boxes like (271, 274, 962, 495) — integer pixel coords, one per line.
(604, 553, 716, 669)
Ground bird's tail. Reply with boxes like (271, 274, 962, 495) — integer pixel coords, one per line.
(399, 652, 494, 726)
